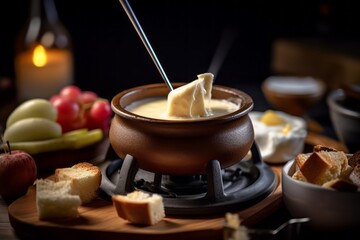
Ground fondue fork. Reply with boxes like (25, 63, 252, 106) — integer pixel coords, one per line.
(247, 217, 310, 239)
(118, 0, 173, 91)
(224, 217, 310, 240)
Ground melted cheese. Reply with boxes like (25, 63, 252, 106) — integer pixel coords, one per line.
(125, 73, 240, 120)
(126, 97, 239, 120)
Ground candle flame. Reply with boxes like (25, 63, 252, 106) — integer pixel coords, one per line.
(32, 45, 47, 67)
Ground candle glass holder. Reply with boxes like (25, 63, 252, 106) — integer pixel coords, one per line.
(15, 0, 73, 102)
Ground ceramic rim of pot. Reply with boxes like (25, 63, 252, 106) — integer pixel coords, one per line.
(111, 83, 254, 124)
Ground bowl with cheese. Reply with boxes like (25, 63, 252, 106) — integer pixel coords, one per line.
(109, 73, 255, 175)
(249, 110, 307, 164)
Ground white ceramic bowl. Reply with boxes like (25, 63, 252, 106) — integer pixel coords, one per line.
(249, 111, 307, 164)
(282, 159, 360, 230)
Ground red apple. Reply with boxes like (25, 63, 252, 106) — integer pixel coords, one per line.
(0, 150, 37, 203)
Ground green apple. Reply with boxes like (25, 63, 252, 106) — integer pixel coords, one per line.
(2, 129, 103, 154)
(6, 98, 58, 127)
(3, 118, 62, 143)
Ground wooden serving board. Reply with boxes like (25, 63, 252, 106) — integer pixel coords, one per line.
(8, 167, 282, 240)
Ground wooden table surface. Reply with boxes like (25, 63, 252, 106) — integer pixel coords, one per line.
(0, 196, 15, 240)
(0, 166, 355, 239)
(1, 180, 356, 240)
(0, 133, 355, 240)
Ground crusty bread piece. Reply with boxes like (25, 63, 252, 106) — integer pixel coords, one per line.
(224, 213, 250, 240)
(347, 164, 360, 188)
(322, 150, 348, 176)
(292, 169, 307, 182)
(55, 162, 101, 204)
(322, 178, 358, 192)
(291, 146, 360, 192)
(295, 153, 311, 169)
(112, 191, 165, 225)
(348, 151, 360, 168)
(36, 179, 81, 220)
(313, 144, 338, 152)
(340, 165, 354, 179)
(299, 152, 332, 184)
(297, 151, 348, 185)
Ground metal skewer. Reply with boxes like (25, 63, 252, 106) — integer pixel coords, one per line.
(224, 217, 310, 240)
(119, 0, 173, 91)
(207, 26, 238, 82)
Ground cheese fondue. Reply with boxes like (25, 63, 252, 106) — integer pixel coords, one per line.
(125, 73, 240, 120)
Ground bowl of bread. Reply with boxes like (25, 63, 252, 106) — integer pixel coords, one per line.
(282, 145, 360, 230)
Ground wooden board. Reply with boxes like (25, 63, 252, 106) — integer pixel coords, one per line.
(8, 167, 282, 240)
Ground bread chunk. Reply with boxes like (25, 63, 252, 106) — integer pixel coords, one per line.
(322, 151, 348, 176)
(348, 151, 360, 168)
(292, 169, 307, 182)
(298, 151, 348, 185)
(347, 164, 360, 188)
(291, 146, 360, 192)
(55, 162, 101, 204)
(299, 152, 332, 184)
(36, 179, 81, 220)
(322, 179, 358, 192)
(112, 191, 165, 225)
(313, 144, 338, 152)
(295, 153, 311, 169)
(224, 213, 250, 240)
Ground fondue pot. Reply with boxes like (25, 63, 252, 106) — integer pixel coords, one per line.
(109, 83, 254, 176)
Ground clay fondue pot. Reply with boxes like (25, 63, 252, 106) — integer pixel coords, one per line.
(109, 83, 254, 175)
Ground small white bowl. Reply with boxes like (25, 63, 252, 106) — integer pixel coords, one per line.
(282, 159, 360, 230)
(249, 111, 307, 164)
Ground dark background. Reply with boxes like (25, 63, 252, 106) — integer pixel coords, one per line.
(1, 0, 359, 124)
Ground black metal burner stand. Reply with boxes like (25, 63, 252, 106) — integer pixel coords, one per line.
(99, 143, 276, 216)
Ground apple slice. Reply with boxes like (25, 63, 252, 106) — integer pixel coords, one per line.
(6, 98, 58, 127)
(2, 129, 103, 155)
(3, 117, 62, 142)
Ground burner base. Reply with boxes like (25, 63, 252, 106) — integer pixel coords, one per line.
(100, 143, 276, 216)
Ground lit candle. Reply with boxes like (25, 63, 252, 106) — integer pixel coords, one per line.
(15, 44, 73, 102)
